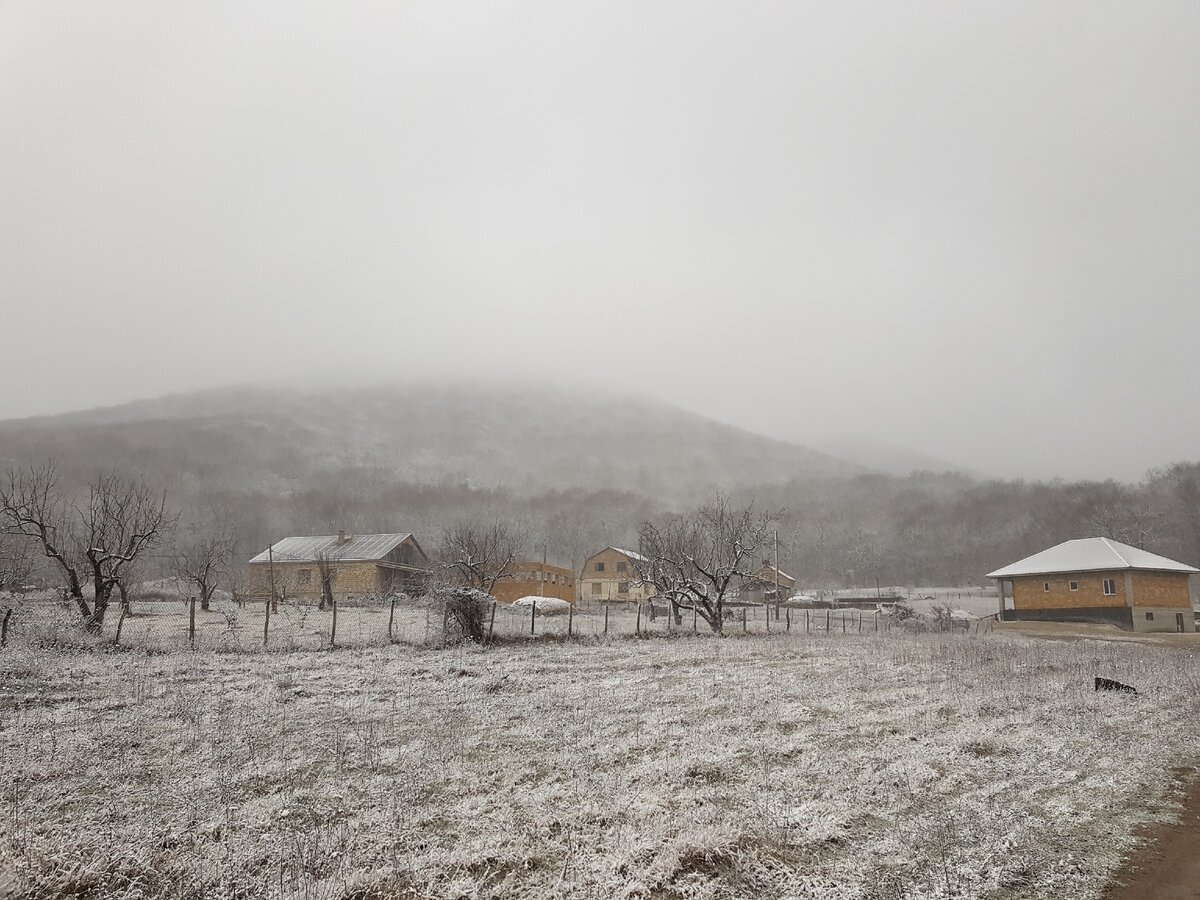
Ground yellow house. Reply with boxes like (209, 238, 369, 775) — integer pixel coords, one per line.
(987, 537, 1197, 633)
(248, 531, 430, 603)
(579, 547, 655, 605)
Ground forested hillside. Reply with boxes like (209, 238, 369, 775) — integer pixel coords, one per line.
(1, 383, 1198, 588)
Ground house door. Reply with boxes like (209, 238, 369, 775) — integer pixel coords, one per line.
(1176, 613, 1186, 633)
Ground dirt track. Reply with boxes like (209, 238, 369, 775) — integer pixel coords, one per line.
(1104, 772, 1200, 900)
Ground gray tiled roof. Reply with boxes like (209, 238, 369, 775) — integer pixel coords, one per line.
(248, 533, 417, 564)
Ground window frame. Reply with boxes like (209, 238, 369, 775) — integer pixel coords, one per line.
(1068, 580, 1079, 591)
(1102, 578, 1117, 596)
(595, 562, 605, 573)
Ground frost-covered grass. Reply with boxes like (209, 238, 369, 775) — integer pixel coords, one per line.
(0, 629, 1197, 899)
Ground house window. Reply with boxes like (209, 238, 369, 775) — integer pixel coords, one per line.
(591, 582, 602, 595)
(1043, 582, 1050, 592)
(596, 562, 605, 573)
(297, 569, 312, 586)
(1068, 580, 1079, 591)
(617, 581, 629, 594)
(1146, 611, 1154, 621)
(1102, 578, 1117, 596)
(617, 562, 627, 573)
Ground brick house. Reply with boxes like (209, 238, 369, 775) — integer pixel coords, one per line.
(248, 531, 430, 603)
(987, 537, 1198, 633)
(579, 547, 655, 605)
(490, 561, 577, 604)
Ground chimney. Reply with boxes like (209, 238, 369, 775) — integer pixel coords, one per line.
(337, 529, 347, 546)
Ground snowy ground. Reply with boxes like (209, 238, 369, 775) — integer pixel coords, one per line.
(1, 605, 1198, 899)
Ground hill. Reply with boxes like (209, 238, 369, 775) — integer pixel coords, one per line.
(0, 381, 859, 507)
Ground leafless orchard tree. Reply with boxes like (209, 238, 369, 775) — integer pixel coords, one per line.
(0, 534, 34, 592)
(314, 551, 336, 610)
(636, 495, 775, 633)
(173, 535, 236, 611)
(0, 461, 173, 631)
(438, 520, 528, 594)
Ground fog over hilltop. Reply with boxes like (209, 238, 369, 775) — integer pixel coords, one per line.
(2, 2, 1199, 480)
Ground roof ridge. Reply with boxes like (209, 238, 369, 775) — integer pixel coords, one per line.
(1098, 536, 1133, 568)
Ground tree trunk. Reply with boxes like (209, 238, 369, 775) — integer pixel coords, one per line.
(89, 582, 114, 632)
(201, 584, 211, 612)
(118, 579, 132, 615)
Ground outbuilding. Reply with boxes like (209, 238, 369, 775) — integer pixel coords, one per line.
(987, 537, 1198, 633)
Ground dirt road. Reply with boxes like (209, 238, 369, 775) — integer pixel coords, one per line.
(1104, 773, 1200, 900)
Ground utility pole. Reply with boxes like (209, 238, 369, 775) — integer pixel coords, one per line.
(267, 542, 277, 614)
(773, 529, 780, 620)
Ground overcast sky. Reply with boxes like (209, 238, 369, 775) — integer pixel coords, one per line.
(2, 1, 1198, 481)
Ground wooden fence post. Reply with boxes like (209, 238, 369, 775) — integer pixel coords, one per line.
(442, 600, 450, 642)
(826, 609, 830, 632)
(857, 613, 861, 633)
(1, 608, 12, 648)
(488, 601, 497, 644)
(263, 596, 270, 648)
(806, 610, 810, 633)
(604, 603, 609, 635)
(189, 596, 196, 647)
(636, 603, 641, 635)
(742, 607, 747, 633)
(330, 597, 338, 647)
(113, 606, 127, 647)
(568, 603, 574, 638)
(693, 604, 698, 632)
(842, 614, 847, 634)
(786, 607, 791, 631)
(765, 605, 770, 633)
(530, 601, 536, 635)
(388, 596, 396, 642)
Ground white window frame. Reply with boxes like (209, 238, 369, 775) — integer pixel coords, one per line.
(1102, 578, 1117, 596)
(1069, 580, 1079, 591)
(1043, 581, 1050, 592)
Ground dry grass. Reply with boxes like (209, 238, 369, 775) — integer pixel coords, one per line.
(0, 617, 1197, 899)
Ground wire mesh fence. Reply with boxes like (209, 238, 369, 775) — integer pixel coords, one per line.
(0, 594, 979, 654)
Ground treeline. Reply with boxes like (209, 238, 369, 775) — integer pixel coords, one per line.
(137, 461, 1200, 590)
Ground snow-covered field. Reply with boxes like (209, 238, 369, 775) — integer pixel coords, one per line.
(1, 610, 1197, 899)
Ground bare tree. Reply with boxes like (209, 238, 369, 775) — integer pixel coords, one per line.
(636, 495, 774, 633)
(0, 462, 172, 631)
(438, 520, 528, 594)
(314, 551, 336, 610)
(173, 535, 236, 611)
(0, 534, 34, 592)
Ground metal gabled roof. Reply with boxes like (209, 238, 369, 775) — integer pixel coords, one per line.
(248, 532, 419, 565)
(986, 537, 1199, 579)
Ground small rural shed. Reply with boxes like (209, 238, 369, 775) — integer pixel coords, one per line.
(743, 563, 796, 603)
(987, 537, 1198, 633)
(248, 531, 430, 603)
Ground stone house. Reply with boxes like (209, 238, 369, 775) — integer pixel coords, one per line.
(490, 561, 577, 604)
(579, 547, 655, 605)
(248, 531, 430, 603)
(987, 537, 1198, 633)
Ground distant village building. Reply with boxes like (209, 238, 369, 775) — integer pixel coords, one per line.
(579, 547, 655, 604)
(248, 531, 430, 602)
(490, 561, 577, 604)
(987, 537, 1198, 633)
(743, 563, 796, 603)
